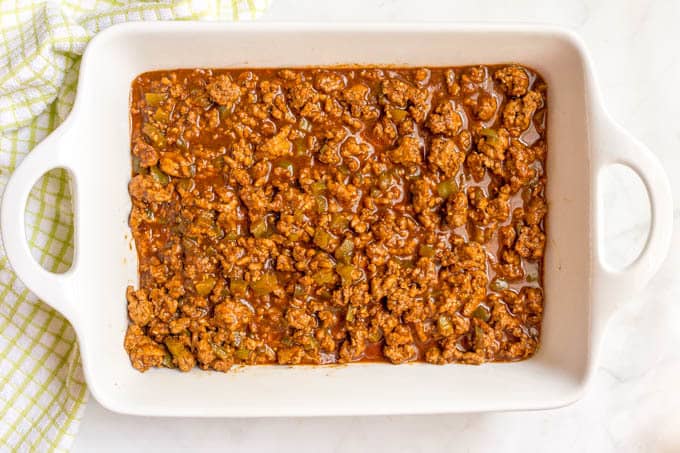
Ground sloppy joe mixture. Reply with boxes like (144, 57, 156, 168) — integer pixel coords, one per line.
(125, 65, 547, 372)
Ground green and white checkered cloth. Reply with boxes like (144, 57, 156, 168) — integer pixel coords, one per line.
(0, 1, 269, 450)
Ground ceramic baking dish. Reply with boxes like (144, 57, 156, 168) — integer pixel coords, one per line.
(1, 22, 673, 417)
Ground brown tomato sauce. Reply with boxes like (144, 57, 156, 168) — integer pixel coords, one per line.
(125, 65, 547, 372)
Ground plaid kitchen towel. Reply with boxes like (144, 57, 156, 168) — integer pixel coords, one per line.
(0, 1, 270, 451)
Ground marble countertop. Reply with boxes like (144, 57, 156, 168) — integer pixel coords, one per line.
(73, 1, 680, 451)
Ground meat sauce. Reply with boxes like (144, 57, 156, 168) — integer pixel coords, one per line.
(125, 65, 547, 372)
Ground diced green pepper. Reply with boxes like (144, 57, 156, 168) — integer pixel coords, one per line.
(334, 238, 354, 264)
(378, 173, 392, 190)
(318, 143, 330, 158)
(345, 305, 356, 322)
(293, 283, 306, 298)
(217, 104, 232, 118)
(190, 88, 212, 108)
(330, 213, 349, 231)
(472, 189, 486, 205)
(312, 269, 335, 286)
(210, 342, 229, 359)
(438, 315, 454, 336)
(235, 348, 251, 360)
(437, 179, 458, 199)
(251, 273, 278, 296)
(472, 305, 491, 322)
(304, 336, 320, 351)
(515, 222, 525, 237)
(161, 351, 173, 368)
(131, 156, 142, 175)
(313, 229, 334, 250)
(254, 273, 278, 297)
(367, 329, 383, 343)
(527, 273, 539, 282)
(164, 337, 191, 363)
(480, 128, 502, 147)
(480, 128, 498, 138)
(389, 108, 408, 122)
(276, 160, 295, 177)
(145, 92, 167, 106)
(229, 279, 248, 296)
(153, 108, 169, 123)
(171, 221, 186, 235)
(142, 123, 166, 147)
(251, 218, 271, 238)
(177, 178, 194, 191)
(418, 244, 436, 258)
(194, 277, 217, 297)
(391, 256, 415, 269)
(195, 277, 216, 297)
(336, 263, 356, 286)
(315, 195, 328, 213)
(149, 165, 169, 185)
(310, 180, 327, 194)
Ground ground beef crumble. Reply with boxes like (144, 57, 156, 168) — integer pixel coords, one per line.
(126, 65, 547, 372)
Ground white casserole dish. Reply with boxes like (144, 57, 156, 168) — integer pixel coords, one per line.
(1, 22, 673, 417)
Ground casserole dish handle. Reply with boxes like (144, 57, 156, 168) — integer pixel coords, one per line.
(595, 116, 673, 316)
(1, 126, 79, 323)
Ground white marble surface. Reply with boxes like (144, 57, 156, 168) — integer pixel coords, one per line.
(73, 1, 680, 451)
